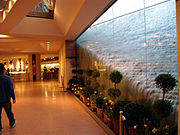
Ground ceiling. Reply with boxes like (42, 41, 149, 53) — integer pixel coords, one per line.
(0, 0, 115, 55)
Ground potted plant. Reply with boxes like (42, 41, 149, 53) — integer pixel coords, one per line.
(153, 99, 173, 129)
(92, 70, 100, 81)
(103, 98, 113, 128)
(81, 86, 94, 106)
(110, 70, 123, 89)
(108, 70, 123, 102)
(155, 73, 176, 100)
(112, 100, 131, 134)
(86, 69, 93, 77)
(77, 69, 83, 75)
(123, 102, 146, 135)
(90, 82, 100, 111)
(95, 96, 104, 119)
(108, 88, 121, 101)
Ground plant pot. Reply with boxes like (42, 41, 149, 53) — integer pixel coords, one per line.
(113, 119, 119, 135)
(104, 113, 112, 128)
(127, 127, 141, 135)
(80, 95, 83, 102)
(97, 108, 103, 119)
(91, 103, 96, 112)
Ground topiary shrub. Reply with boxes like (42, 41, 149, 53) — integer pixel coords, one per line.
(123, 102, 146, 127)
(110, 70, 123, 89)
(77, 69, 83, 75)
(155, 73, 176, 100)
(153, 99, 173, 128)
(81, 86, 94, 97)
(91, 82, 100, 90)
(112, 100, 131, 120)
(86, 69, 93, 77)
(92, 70, 100, 79)
(72, 69, 77, 74)
(108, 88, 121, 100)
(96, 96, 104, 109)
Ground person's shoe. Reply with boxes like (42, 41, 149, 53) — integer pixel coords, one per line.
(10, 120, 16, 128)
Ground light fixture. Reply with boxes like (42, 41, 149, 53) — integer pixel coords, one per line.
(0, 34, 10, 38)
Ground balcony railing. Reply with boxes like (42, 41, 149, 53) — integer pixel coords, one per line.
(27, 0, 55, 19)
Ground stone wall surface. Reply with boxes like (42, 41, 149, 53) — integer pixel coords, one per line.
(76, 0, 178, 104)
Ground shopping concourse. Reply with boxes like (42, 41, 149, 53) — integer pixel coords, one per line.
(0, 81, 106, 135)
(0, 0, 179, 135)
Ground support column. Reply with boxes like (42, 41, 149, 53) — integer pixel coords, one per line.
(28, 55, 33, 81)
(58, 40, 76, 89)
(36, 54, 41, 81)
(176, 1, 180, 133)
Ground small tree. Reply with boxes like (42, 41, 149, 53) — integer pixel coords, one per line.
(86, 69, 93, 77)
(92, 70, 100, 81)
(153, 99, 173, 129)
(155, 73, 176, 100)
(110, 70, 123, 89)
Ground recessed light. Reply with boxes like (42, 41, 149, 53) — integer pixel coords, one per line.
(0, 34, 10, 38)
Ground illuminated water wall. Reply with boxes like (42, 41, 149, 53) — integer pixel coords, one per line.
(76, 0, 178, 104)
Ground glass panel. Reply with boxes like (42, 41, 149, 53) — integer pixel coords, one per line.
(113, 0, 144, 18)
(145, 0, 178, 94)
(27, 0, 55, 19)
(145, 0, 170, 7)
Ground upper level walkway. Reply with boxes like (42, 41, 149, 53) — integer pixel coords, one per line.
(1, 81, 107, 135)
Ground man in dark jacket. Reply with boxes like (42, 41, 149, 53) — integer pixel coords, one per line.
(0, 63, 16, 133)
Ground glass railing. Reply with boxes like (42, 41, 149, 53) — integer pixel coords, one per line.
(0, 0, 17, 23)
(27, 0, 55, 19)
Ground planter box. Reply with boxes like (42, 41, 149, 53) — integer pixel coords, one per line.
(104, 113, 113, 128)
(113, 119, 119, 135)
(97, 108, 103, 120)
(90, 103, 96, 112)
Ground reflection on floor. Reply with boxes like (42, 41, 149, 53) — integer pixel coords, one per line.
(1, 81, 107, 135)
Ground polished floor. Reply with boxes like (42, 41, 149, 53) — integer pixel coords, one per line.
(1, 81, 107, 135)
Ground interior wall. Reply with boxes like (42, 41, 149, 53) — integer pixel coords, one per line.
(59, 41, 66, 88)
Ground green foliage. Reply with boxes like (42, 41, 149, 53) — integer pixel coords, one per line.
(68, 78, 79, 85)
(91, 82, 100, 90)
(103, 99, 112, 118)
(155, 73, 176, 92)
(108, 88, 121, 100)
(112, 100, 131, 120)
(78, 77, 85, 87)
(96, 96, 104, 109)
(77, 69, 83, 75)
(123, 102, 146, 127)
(85, 79, 91, 86)
(109, 70, 123, 84)
(81, 86, 94, 97)
(92, 70, 100, 79)
(72, 69, 77, 74)
(86, 69, 93, 77)
(153, 100, 173, 119)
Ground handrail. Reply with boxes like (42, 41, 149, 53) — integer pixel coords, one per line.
(119, 111, 129, 135)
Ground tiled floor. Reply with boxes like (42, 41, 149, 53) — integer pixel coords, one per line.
(1, 81, 107, 135)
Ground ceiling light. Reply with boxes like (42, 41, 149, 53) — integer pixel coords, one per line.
(0, 34, 10, 38)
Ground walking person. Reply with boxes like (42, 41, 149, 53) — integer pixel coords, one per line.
(0, 63, 16, 133)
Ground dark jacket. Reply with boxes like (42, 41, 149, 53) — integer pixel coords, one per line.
(0, 73, 15, 102)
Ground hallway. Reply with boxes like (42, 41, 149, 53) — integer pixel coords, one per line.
(1, 81, 107, 135)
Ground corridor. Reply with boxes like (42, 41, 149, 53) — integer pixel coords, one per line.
(1, 81, 107, 135)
